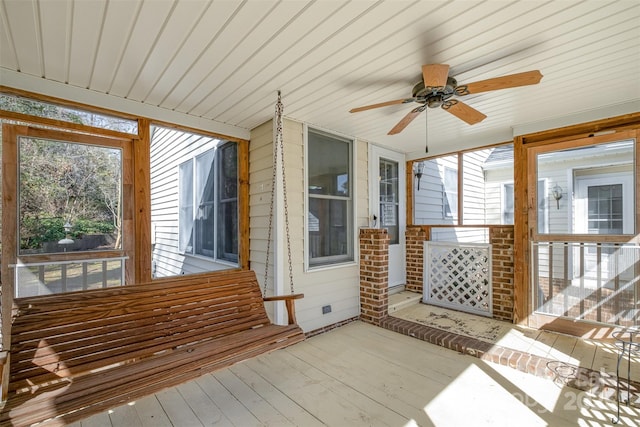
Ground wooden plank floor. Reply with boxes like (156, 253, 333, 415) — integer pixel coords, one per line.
(70, 322, 640, 427)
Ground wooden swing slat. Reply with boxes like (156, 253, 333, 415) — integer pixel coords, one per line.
(1, 270, 304, 427)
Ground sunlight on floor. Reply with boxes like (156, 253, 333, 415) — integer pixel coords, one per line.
(423, 360, 640, 427)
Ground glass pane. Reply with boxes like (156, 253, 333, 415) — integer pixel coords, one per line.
(151, 125, 239, 278)
(308, 198, 350, 265)
(533, 242, 639, 328)
(0, 93, 137, 134)
(217, 142, 238, 262)
(379, 158, 399, 245)
(18, 137, 122, 254)
(503, 184, 514, 224)
(195, 150, 215, 257)
(536, 139, 635, 235)
(415, 144, 514, 226)
(308, 129, 350, 197)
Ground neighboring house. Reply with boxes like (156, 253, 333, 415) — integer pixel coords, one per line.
(150, 125, 239, 278)
(483, 140, 635, 236)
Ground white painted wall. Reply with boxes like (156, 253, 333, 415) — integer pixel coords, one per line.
(250, 118, 368, 332)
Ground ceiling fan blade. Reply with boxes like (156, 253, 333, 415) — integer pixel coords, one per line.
(349, 98, 414, 113)
(457, 70, 543, 95)
(388, 106, 425, 135)
(442, 100, 486, 125)
(422, 64, 450, 89)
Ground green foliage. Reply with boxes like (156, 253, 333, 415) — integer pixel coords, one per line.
(20, 216, 65, 250)
(17, 139, 122, 252)
(19, 216, 116, 250)
(72, 219, 115, 236)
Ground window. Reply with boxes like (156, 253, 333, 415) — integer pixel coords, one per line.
(502, 183, 514, 225)
(6, 125, 128, 297)
(179, 143, 238, 262)
(379, 158, 399, 245)
(587, 184, 623, 234)
(217, 142, 238, 262)
(307, 128, 353, 267)
(502, 180, 548, 232)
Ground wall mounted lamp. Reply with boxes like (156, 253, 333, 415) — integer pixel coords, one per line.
(551, 184, 563, 209)
(413, 161, 424, 191)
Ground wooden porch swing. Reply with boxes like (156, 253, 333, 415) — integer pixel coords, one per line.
(0, 92, 304, 427)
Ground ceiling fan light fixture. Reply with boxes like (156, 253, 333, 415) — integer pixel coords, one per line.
(427, 94, 443, 108)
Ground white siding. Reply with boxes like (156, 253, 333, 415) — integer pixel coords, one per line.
(414, 155, 457, 225)
(430, 227, 489, 243)
(462, 149, 492, 225)
(250, 119, 366, 332)
(150, 126, 232, 278)
(484, 167, 513, 224)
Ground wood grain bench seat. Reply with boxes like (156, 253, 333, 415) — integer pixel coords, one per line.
(0, 270, 304, 427)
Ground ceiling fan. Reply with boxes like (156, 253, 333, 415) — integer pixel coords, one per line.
(350, 64, 543, 135)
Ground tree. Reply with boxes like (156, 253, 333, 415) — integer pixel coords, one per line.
(18, 138, 122, 252)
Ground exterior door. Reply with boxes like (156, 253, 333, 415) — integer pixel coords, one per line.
(370, 145, 405, 287)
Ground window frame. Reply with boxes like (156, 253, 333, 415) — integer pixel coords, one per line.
(305, 127, 355, 270)
(443, 165, 458, 219)
(502, 182, 514, 225)
(411, 142, 517, 227)
(178, 144, 238, 264)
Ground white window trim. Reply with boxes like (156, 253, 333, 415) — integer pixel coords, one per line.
(178, 145, 238, 263)
(443, 165, 458, 219)
(501, 181, 514, 225)
(304, 124, 357, 272)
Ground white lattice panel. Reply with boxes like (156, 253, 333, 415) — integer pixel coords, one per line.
(423, 241, 493, 317)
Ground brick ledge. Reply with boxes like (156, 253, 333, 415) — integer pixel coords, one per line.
(380, 316, 639, 407)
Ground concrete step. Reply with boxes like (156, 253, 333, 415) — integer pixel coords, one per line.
(388, 290, 422, 314)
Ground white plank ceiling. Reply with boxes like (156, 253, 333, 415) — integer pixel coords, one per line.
(1, 0, 639, 157)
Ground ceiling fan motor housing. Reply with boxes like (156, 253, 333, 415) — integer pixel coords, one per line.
(412, 77, 457, 108)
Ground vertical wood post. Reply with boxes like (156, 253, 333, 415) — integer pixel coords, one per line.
(134, 119, 151, 283)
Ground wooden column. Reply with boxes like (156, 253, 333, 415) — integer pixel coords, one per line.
(134, 119, 150, 283)
(513, 135, 528, 324)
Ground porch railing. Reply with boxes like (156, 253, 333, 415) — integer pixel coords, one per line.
(11, 256, 128, 298)
(531, 241, 640, 327)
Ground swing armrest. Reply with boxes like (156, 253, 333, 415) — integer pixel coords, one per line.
(263, 294, 304, 325)
(0, 351, 8, 403)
